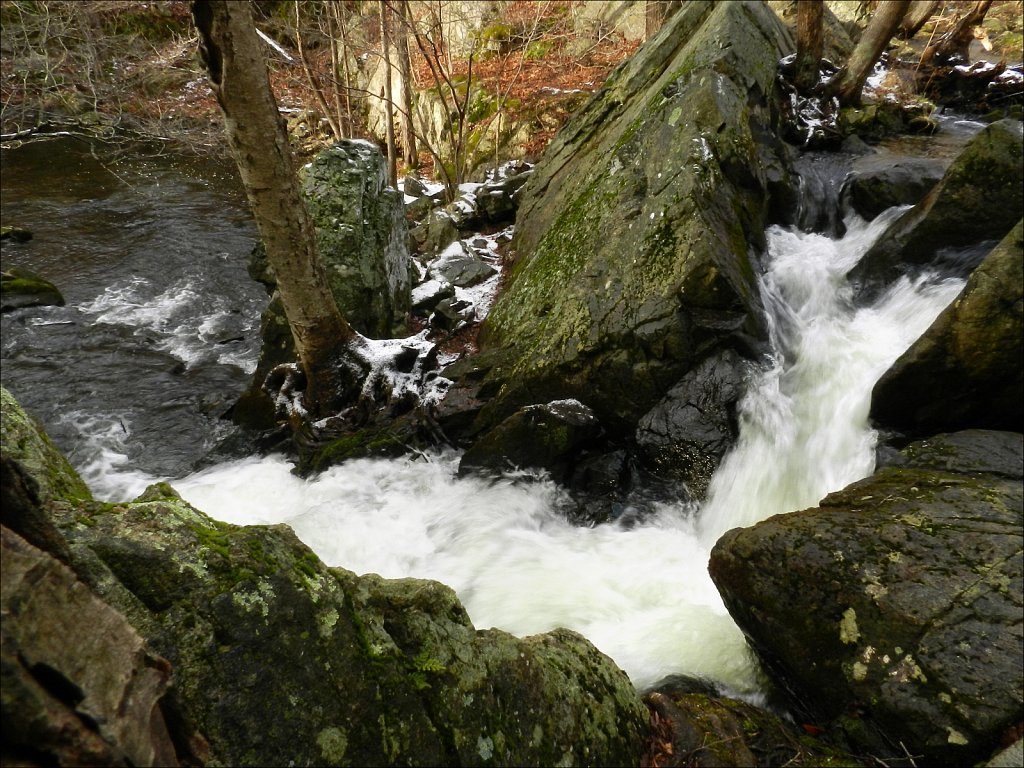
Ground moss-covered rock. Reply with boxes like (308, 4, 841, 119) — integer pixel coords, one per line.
(470, 0, 794, 440)
(850, 119, 1024, 292)
(0, 387, 648, 766)
(0, 386, 90, 504)
(55, 490, 648, 766)
(1, 266, 65, 312)
(643, 689, 862, 767)
(708, 430, 1024, 766)
(1, 525, 178, 767)
(871, 220, 1023, 436)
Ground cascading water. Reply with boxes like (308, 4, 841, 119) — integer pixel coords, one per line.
(173, 207, 965, 696)
(1, 137, 969, 699)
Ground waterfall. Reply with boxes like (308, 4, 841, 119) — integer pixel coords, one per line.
(172, 208, 964, 696)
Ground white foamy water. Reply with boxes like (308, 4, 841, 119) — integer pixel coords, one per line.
(83, 212, 964, 694)
(79, 271, 260, 374)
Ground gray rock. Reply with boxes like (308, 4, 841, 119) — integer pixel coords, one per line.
(459, 399, 604, 483)
(635, 349, 747, 499)
(709, 429, 1024, 766)
(300, 140, 412, 338)
(429, 240, 498, 288)
(472, 0, 794, 439)
(841, 157, 947, 220)
(411, 209, 461, 255)
(871, 220, 1023, 437)
(849, 119, 1024, 292)
(410, 277, 455, 314)
(987, 737, 1024, 768)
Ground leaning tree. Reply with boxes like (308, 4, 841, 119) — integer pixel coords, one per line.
(191, 0, 367, 418)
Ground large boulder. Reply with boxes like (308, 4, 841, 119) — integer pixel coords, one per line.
(634, 348, 747, 499)
(55, 486, 648, 767)
(871, 220, 1024, 437)
(840, 156, 948, 221)
(235, 140, 413, 428)
(249, 139, 412, 339)
(1, 388, 649, 767)
(461, 1, 794, 441)
(709, 430, 1024, 766)
(849, 119, 1024, 292)
(1, 525, 180, 768)
(300, 139, 412, 338)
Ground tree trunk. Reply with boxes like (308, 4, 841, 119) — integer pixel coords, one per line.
(920, 0, 993, 66)
(378, 0, 398, 186)
(191, 0, 362, 417)
(828, 0, 911, 106)
(794, 0, 824, 93)
(898, 0, 940, 38)
(395, 0, 418, 169)
(644, 1, 681, 40)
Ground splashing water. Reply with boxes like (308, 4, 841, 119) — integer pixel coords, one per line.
(94, 211, 963, 694)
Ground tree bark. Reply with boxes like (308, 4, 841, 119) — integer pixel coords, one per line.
(378, 0, 398, 186)
(395, 0, 418, 169)
(794, 0, 825, 93)
(898, 0, 940, 38)
(191, 0, 362, 417)
(920, 0, 993, 66)
(828, 0, 911, 106)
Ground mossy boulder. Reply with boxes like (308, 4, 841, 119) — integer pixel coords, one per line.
(470, 0, 794, 441)
(849, 119, 1024, 292)
(1, 388, 648, 766)
(1, 266, 65, 312)
(708, 430, 1024, 766)
(841, 157, 947, 221)
(871, 220, 1024, 437)
(250, 139, 412, 339)
(55, 489, 648, 767)
(0, 386, 90, 504)
(643, 689, 862, 767)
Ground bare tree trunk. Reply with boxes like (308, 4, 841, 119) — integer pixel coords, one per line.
(898, 0, 940, 38)
(794, 0, 825, 93)
(828, 0, 911, 106)
(644, 1, 681, 40)
(192, 0, 362, 417)
(920, 0, 993, 65)
(395, 0, 418, 169)
(330, 2, 355, 136)
(378, 0, 398, 186)
(295, 1, 342, 141)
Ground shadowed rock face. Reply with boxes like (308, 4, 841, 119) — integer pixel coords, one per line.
(848, 119, 1024, 293)
(870, 219, 1024, 437)
(709, 429, 1024, 766)
(2, 525, 179, 768)
(1, 386, 650, 767)
(465, 0, 795, 439)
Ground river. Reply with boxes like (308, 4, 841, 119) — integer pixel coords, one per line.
(0, 128, 974, 696)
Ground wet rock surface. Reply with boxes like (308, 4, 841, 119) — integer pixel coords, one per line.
(871, 220, 1024, 437)
(849, 119, 1024, 292)
(471, 0, 795, 440)
(709, 429, 1023, 766)
(2, 386, 650, 767)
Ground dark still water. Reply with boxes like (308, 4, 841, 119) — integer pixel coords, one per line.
(1, 137, 267, 494)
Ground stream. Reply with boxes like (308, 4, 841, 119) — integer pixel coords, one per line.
(0, 124, 977, 696)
